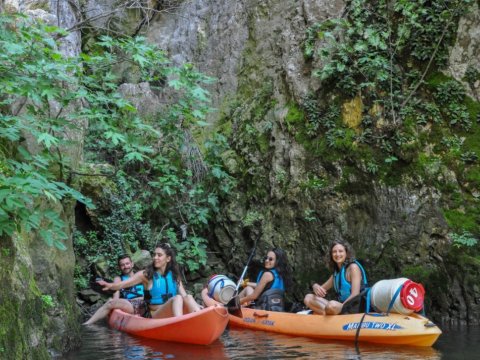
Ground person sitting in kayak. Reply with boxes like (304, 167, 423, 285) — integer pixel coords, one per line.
(304, 240, 368, 315)
(83, 254, 145, 325)
(96, 242, 202, 319)
(238, 248, 292, 312)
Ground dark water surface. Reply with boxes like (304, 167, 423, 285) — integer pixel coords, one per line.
(62, 322, 479, 359)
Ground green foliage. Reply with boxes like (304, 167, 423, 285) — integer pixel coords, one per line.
(366, 161, 379, 174)
(434, 80, 466, 104)
(450, 231, 478, 249)
(443, 208, 479, 234)
(465, 166, 480, 187)
(300, 173, 328, 195)
(463, 65, 480, 88)
(160, 228, 208, 273)
(285, 103, 305, 133)
(100, 176, 151, 251)
(74, 175, 152, 275)
(319, 104, 341, 131)
(301, 1, 480, 247)
(0, 248, 11, 257)
(303, 209, 317, 222)
(78, 32, 233, 274)
(460, 151, 478, 164)
(402, 265, 433, 285)
(304, 19, 344, 59)
(0, 13, 236, 273)
(231, 82, 275, 156)
(0, 14, 96, 249)
(40, 295, 55, 309)
(305, 0, 474, 167)
(73, 264, 89, 290)
(242, 211, 264, 227)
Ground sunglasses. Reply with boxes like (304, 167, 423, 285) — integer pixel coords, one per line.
(263, 256, 274, 262)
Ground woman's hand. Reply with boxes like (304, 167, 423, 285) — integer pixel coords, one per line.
(312, 283, 327, 297)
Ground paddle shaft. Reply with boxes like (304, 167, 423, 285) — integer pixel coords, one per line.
(234, 233, 261, 294)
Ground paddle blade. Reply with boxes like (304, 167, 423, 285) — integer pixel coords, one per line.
(226, 295, 243, 317)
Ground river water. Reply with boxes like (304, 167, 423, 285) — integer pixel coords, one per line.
(62, 322, 479, 359)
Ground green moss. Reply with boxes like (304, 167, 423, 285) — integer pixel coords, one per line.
(462, 101, 480, 155)
(443, 208, 479, 233)
(285, 103, 306, 132)
(414, 153, 443, 180)
(217, 119, 233, 138)
(257, 133, 270, 154)
(310, 139, 344, 161)
(52, 289, 80, 352)
(426, 71, 453, 88)
(456, 253, 480, 267)
(465, 96, 480, 120)
(334, 165, 361, 192)
(0, 250, 50, 359)
(465, 166, 480, 186)
(402, 265, 434, 284)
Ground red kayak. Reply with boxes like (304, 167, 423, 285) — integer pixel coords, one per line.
(108, 305, 228, 345)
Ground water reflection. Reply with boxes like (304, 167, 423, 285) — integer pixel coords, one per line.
(64, 322, 480, 359)
(435, 324, 480, 360)
(63, 324, 227, 360)
(224, 329, 441, 360)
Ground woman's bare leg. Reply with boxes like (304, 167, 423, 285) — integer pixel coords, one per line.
(237, 286, 254, 298)
(83, 299, 134, 325)
(150, 295, 184, 318)
(303, 293, 329, 315)
(325, 300, 343, 315)
(183, 294, 202, 313)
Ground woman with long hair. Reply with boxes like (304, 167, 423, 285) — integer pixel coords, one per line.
(237, 247, 292, 311)
(303, 240, 368, 315)
(97, 243, 201, 319)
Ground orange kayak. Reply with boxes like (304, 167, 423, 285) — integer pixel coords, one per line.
(108, 305, 229, 345)
(203, 296, 441, 346)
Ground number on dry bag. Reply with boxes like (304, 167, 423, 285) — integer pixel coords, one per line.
(400, 279, 425, 312)
(371, 278, 425, 315)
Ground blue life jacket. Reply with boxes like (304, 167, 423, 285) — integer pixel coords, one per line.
(256, 268, 285, 292)
(119, 274, 144, 299)
(148, 271, 178, 305)
(333, 260, 368, 303)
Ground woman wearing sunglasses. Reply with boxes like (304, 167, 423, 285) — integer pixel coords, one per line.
(238, 248, 292, 311)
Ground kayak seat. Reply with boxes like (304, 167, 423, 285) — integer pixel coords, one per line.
(255, 289, 285, 312)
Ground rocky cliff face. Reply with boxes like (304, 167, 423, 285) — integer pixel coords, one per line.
(139, 0, 480, 324)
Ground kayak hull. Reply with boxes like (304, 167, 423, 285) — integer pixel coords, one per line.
(203, 296, 441, 346)
(108, 305, 228, 345)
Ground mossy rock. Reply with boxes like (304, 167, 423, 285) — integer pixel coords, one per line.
(443, 208, 480, 233)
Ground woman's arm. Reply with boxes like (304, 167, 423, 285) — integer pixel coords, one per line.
(99, 270, 146, 291)
(312, 275, 333, 297)
(240, 272, 274, 305)
(343, 263, 362, 303)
